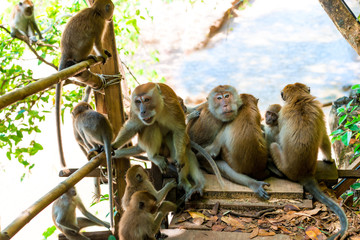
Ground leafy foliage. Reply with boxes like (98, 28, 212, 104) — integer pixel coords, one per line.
(0, 0, 161, 173)
(330, 84, 360, 163)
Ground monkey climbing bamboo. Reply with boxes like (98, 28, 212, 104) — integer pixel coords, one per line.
(0, 153, 106, 240)
(0, 57, 105, 111)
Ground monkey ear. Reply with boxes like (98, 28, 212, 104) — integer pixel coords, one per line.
(138, 201, 145, 209)
(155, 84, 162, 95)
(281, 91, 286, 101)
(136, 173, 143, 182)
(307, 87, 311, 93)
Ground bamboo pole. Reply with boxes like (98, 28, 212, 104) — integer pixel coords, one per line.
(0, 57, 104, 111)
(0, 153, 106, 240)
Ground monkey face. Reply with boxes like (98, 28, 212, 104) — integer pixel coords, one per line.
(265, 111, 278, 126)
(19, 0, 34, 17)
(131, 191, 157, 212)
(133, 95, 157, 125)
(126, 165, 148, 185)
(210, 91, 238, 122)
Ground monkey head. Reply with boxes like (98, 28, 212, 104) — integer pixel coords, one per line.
(125, 165, 149, 186)
(19, 0, 34, 17)
(131, 83, 164, 126)
(208, 85, 242, 122)
(72, 102, 93, 118)
(130, 191, 157, 214)
(265, 104, 282, 126)
(281, 83, 311, 101)
(93, 0, 115, 21)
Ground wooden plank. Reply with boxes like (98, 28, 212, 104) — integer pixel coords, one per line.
(334, 156, 360, 198)
(184, 198, 313, 211)
(58, 230, 111, 240)
(162, 229, 292, 240)
(338, 169, 360, 178)
(202, 174, 304, 199)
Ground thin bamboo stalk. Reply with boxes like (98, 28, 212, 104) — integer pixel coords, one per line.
(0, 57, 104, 111)
(0, 153, 106, 240)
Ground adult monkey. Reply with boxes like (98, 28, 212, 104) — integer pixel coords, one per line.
(187, 86, 270, 200)
(10, 0, 43, 44)
(52, 187, 110, 240)
(71, 101, 115, 231)
(111, 82, 224, 199)
(270, 82, 347, 239)
(56, 0, 114, 170)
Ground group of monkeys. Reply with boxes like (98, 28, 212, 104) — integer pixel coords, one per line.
(8, 0, 348, 239)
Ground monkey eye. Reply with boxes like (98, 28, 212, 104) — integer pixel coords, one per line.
(135, 99, 141, 104)
(144, 98, 150, 102)
(224, 94, 230, 98)
(217, 96, 222, 100)
(19, 2, 22, 5)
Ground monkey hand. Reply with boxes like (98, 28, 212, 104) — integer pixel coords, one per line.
(165, 179, 177, 190)
(150, 155, 168, 173)
(205, 144, 220, 158)
(29, 36, 38, 44)
(248, 181, 270, 200)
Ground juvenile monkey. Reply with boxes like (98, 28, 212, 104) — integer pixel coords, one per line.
(52, 187, 110, 240)
(118, 191, 177, 240)
(10, 0, 43, 43)
(270, 83, 347, 239)
(112, 82, 223, 199)
(56, 0, 114, 170)
(264, 104, 282, 148)
(122, 165, 177, 211)
(71, 101, 115, 230)
(205, 94, 270, 199)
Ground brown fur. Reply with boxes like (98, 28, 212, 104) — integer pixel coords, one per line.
(52, 187, 110, 240)
(270, 83, 347, 239)
(10, 0, 43, 43)
(112, 82, 205, 197)
(122, 165, 176, 211)
(71, 101, 115, 230)
(118, 191, 176, 240)
(264, 104, 282, 148)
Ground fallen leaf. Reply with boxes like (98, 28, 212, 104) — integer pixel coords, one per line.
(221, 216, 245, 228)
(284, 204, 300, 211)
(270, 225, 278, 231)
(187, 211, 209, 220)
(302, 207, 321, 216)
(279, 226, 292, 234)
(249, 227, 259, 239)
(212, 224, 226, 232)
(193, 217, 204, 225)
(208, 215, 218, 222)
(211, 202, 220, 215)
(258, 229, 276, 236)
(205, 221, 215, 228)
(305, 226, 326, 240)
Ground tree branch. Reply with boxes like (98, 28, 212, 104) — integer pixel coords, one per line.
(0, 25, 58, 70)
(318, 0, 360, 55)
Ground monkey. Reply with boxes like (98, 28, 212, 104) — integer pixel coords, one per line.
(186, 86, 270, 199)
(204, 93, 270, 200)
(10, 0, 43, 44)
(56, 0, 114, 172)
(122, 165, 177, 211)
(71, 101, 115, 231)
(111, 82, 224, 199)
(270, 82, 347, 239)
(118, 191, 177, 240)
(52, 187, 110, 240)
(264, 104, 282, 148)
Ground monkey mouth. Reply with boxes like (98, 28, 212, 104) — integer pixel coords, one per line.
(222, 110, 234, 116)
(142, 117, 154, 124)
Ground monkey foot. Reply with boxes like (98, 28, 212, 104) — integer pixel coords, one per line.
(249, 181, 270, 200)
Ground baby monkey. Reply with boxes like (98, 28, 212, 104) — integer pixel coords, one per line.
(52, 187, 110, 240)
(122, 165, 177, 211)
(118, 191, 177, 240)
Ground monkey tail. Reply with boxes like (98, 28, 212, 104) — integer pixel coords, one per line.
(103, 138, 114, 231)
(190, 140, 225, 188)
(56, 56, 67, 169)
(300, 177, 348, 240)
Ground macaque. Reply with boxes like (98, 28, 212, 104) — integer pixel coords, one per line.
(122, 165, 177, 211)
(112, 82, 223, 199)
(204, 94, 270, 199)
(270, 83, 347, 239)
(10, 0, 43, 43)
(118, 191, 177, 240)
(52, 187, 110, 240)
(55, 0, 114, 170)
(264, 104, 282, 148)
(71, 101, 115, 230)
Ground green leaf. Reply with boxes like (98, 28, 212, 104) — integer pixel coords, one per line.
(351, 84, 360, 89)
(330, 129, 344, 136)
(341, 131, 352, 146)
(337, 107, 345, 113)
(346, 99, 354, 109)
(339, 114, 347, 125)
(351, 183, 360, 190)
(108, 235, 117, 240)
(42, 226, 56, 239)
